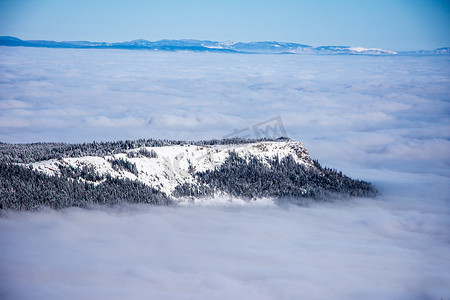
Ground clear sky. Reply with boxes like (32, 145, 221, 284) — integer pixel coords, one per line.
(0, 0, 449, 51)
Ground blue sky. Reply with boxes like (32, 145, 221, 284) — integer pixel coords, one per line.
(0, 0, 449, 51)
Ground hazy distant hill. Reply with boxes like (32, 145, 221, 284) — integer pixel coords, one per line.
(2, 36, 435, 55)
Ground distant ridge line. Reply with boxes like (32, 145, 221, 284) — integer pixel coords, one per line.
(1, 36, 448, 55)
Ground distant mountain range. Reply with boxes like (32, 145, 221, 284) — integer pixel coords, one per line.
(1, 36, 448, 55)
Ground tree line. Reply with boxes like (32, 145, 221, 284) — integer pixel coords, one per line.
(0, 137, 288, 164)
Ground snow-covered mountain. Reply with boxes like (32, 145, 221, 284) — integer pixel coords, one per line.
(315, 46, 397, 55)
(0, 36, 411, 55)
(29, 140, 315, 196)
(0, 139, 376, 209)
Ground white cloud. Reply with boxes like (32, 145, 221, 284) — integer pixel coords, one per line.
(0, 117, 31, 128)
(0, 100, 32, 109)
(85, 115, 149, 128)
(0, 47, 449, 299)
(1, 185, 449, 300)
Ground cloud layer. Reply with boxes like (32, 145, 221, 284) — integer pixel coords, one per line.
(1, 190, 449, 300)
(0, 47, 449, 299)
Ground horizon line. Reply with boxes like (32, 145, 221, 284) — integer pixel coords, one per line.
(1, 35, 449, 52)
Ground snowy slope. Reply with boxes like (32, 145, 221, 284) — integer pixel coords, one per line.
(348, 47, 398, 54)
(29, 141, 314, 196)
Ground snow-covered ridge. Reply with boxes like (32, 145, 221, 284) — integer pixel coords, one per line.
(30, 141, 313, 196)
(0, 36, 403, 55)
(3, 139, 376, 210)
(348, 47, 398, 54)
(3, 36, 448, 55)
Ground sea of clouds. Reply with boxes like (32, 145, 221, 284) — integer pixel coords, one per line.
(0, 47, 449, 299)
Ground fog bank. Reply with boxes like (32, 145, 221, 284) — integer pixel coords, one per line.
(0, 48, 449, 299)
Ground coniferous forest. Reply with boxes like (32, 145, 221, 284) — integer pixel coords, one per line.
(0, 137, 279, 164)
(0, 162, 170, 210)
(174, 151, 376, 199)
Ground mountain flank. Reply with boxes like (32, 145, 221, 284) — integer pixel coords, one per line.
(0, 138, 377, 210)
